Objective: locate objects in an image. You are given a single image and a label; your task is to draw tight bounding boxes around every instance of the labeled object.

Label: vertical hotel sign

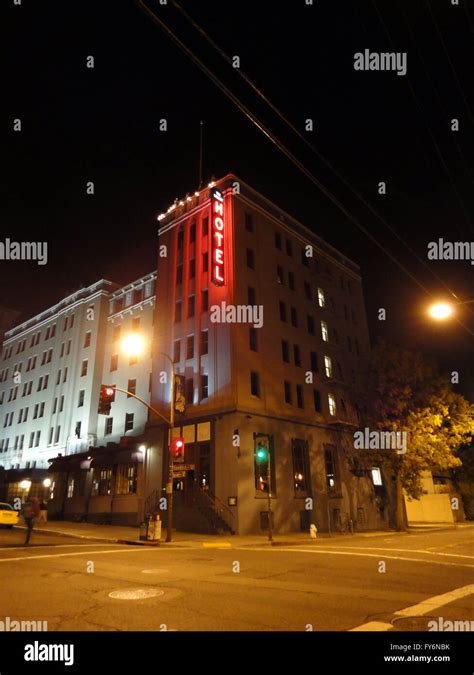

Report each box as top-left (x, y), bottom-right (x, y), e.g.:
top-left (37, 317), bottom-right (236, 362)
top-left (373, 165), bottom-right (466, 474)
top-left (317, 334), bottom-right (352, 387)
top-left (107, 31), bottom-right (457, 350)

top-left (211, 188), bottom-right (225, 286)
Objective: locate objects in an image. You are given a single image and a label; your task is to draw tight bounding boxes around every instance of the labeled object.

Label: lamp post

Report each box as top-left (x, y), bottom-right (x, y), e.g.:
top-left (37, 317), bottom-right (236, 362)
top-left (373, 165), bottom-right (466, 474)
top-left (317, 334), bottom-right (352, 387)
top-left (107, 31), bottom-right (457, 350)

top-left (428, 299), bottom-right (474, 321)
top-left (120, 335), bottom-right (176, 542)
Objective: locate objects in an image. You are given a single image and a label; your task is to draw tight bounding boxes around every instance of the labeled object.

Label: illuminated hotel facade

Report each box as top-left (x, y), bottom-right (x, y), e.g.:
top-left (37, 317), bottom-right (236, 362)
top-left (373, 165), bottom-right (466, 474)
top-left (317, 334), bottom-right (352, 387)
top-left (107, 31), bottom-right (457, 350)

top-left (148, 174), bottom-right (388, 535)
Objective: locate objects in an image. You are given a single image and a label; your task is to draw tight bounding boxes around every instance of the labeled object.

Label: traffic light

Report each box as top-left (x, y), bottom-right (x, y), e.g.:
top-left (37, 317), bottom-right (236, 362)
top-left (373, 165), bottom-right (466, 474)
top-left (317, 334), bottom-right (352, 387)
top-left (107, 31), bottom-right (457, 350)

top-left (255, 443), bottom-right (268, 462)
top-left (98, 385), bottom-right (115, 415)
top-left (170, 437), bottom-right (185, 462)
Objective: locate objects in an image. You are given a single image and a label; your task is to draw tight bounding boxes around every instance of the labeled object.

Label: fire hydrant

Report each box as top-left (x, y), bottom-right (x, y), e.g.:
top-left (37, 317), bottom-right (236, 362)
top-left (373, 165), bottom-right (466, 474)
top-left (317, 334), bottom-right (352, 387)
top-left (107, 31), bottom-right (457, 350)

top-left (310, 524), bottom-right (318, 539)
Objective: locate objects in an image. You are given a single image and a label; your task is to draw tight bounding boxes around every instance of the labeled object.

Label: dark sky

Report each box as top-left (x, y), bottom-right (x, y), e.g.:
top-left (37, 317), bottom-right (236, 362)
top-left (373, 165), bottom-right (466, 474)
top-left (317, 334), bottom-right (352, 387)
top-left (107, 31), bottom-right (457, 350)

top-left (2, 0), bottom-right (473, 395)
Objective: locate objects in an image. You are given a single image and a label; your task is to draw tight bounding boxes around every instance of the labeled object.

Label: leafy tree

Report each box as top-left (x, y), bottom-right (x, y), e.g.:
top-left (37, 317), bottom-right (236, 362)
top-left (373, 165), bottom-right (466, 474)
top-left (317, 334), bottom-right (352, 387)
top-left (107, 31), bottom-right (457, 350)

top-left (355, 341), bottom-right (474, 530)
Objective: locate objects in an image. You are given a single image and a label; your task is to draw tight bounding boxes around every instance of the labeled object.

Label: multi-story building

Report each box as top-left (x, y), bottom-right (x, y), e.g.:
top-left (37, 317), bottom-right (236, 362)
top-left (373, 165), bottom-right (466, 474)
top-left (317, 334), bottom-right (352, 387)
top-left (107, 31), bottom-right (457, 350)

top-left (146, 173), bottom-right (387, 535)
top-left (0, 273), bottom-right (156, 505)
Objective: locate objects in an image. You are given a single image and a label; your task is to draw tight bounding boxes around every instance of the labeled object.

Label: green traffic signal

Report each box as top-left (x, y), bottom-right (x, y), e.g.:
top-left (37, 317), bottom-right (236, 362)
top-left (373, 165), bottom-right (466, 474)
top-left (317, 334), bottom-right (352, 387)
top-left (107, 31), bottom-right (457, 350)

top-left (256, 447), bottom-right (268, 461)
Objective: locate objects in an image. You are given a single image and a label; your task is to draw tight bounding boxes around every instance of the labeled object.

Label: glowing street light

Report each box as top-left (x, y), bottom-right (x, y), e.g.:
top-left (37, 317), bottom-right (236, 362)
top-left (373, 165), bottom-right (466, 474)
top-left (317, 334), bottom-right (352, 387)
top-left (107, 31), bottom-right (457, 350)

top-left (43, 478), bottom-right (52, 488)
top-left (428, 302), bottom-right (454, 320)
top-left (20, 480), bottom-right (32, 490)
top-left (121, 333), bottom-right (146, 357)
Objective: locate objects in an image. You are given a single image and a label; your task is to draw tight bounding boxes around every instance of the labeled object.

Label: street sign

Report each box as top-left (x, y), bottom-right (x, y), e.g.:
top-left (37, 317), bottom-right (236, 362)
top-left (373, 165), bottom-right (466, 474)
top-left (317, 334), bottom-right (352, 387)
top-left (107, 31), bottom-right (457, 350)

top-left (173, 463), bottom-right (195, 473)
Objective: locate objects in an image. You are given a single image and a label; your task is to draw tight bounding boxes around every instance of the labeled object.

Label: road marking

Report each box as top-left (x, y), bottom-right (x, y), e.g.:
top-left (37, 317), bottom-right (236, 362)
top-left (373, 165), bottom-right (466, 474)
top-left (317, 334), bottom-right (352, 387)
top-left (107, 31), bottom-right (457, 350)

top-left (234, 547), bottom-right (474, 569)
top-left (351, 621), bottom-right (392, 632)
top-left (0, 543), bottom-right (121, 552)
top-left (0, 548), bottom-right (159, 563)
top-left (202, 542), bottom-right (231, 548)
top-left (394, 584), bottom-right (474, 618)
top-left (319, 546), bottom-right (474, 560)
top-left (350, 584), bottom-right (474, 631)
top-left (109, 589), bottom-right (165, 600)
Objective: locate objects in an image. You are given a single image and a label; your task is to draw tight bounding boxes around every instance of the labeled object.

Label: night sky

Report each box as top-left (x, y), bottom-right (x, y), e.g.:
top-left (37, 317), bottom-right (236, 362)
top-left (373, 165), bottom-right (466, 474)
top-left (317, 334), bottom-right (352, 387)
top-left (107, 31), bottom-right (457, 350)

top-left (2, 0), bottom-right (473, 395)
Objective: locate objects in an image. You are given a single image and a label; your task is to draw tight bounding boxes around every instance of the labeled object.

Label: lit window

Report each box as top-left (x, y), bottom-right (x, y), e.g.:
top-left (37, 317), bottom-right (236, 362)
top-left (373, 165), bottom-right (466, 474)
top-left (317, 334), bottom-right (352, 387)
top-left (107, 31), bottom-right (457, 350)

top-left (328, 393), bottom-right (336, 416)
top-left (324, 355), bottom-right (332, 378)
top-left (318, 288), bottom-right (325, 308)
top-left (321, 321), bottom-right (329, 342)
top-left (371, 467), bottom-right (383, 486)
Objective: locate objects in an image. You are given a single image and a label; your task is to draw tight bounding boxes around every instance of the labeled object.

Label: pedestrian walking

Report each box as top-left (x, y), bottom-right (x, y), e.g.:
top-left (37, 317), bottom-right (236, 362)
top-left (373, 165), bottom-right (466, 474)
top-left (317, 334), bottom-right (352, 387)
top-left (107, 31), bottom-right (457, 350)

top-left (22, 499), bottom-right (35, 545)
top-left (39, 499), bottom-right (48, 523)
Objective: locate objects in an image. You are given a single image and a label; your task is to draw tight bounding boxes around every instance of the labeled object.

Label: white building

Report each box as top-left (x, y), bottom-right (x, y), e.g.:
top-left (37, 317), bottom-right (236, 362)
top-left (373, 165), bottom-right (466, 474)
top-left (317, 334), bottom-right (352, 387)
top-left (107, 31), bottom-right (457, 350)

top-left (0, 273), bottom-right (155, 497)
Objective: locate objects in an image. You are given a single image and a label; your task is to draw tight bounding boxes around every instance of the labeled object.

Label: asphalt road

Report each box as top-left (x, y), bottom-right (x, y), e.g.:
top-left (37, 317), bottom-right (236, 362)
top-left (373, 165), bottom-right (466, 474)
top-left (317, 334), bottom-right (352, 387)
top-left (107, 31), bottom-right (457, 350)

top-left (0, 526), bottom-right (472, 631)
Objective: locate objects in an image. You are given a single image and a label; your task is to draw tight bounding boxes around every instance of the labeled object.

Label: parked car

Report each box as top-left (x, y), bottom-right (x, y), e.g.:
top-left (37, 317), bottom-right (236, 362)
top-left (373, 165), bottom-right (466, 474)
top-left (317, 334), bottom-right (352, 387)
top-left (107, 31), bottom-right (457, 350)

top-left (0, 502), bottom-right (20, 528)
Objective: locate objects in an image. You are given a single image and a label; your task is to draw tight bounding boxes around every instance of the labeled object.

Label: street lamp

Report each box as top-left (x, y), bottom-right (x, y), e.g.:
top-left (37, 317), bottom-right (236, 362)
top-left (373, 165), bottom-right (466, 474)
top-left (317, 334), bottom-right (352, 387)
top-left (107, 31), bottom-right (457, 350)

top-left (120, 334), bottom-right (176, 543)
top-left (428, 302), bottom-right (454, 320)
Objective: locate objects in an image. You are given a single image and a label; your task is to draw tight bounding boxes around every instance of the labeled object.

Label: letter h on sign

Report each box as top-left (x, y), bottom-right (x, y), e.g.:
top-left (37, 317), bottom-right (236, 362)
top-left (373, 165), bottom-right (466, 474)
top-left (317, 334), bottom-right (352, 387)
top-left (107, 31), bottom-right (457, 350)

top-left (211, 189), bottom-right (225, 286)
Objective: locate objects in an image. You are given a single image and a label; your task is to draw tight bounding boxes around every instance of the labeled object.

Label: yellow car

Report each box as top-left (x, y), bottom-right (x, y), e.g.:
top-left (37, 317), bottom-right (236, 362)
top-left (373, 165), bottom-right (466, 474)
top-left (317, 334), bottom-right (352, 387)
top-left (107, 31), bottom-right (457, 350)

top-left (0, 502), bottom-right (20, 528)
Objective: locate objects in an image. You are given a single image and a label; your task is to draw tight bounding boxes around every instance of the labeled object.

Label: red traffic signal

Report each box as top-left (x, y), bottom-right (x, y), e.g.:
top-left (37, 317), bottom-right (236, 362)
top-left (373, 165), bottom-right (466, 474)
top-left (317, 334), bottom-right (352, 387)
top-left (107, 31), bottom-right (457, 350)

top-left (170, 437), bottom-right (185, 461)
top-left (98, 385), bottom-right (115, 415)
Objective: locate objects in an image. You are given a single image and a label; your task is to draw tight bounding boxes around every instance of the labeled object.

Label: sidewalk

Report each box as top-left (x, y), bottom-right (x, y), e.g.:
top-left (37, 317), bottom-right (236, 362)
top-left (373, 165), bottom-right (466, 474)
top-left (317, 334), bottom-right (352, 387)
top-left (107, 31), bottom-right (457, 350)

top-left (17, 519), bottom-right (473, 548)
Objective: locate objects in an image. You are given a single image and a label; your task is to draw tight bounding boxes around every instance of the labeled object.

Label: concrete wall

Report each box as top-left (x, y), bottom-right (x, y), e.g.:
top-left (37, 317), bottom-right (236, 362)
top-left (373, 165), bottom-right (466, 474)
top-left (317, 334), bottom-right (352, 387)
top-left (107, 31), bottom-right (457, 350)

top-left (404, 493), bottom-right (454, 523)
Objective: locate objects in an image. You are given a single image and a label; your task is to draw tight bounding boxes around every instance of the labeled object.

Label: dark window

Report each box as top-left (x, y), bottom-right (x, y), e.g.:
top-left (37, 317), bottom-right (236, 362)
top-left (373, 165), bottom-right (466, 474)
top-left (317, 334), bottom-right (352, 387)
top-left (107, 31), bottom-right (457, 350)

top-left (304, 282), bottom-right (312, 300)
top-left (173, 340), bottom-right (181, 363)
top-left (296, 384), bottom-right (304, 409)
top-left (190, 222), bottom-right (196, 243)
top-left (125, 413), bottom-right (134, 432)
top-left (201, 289), bottom-right (208, 312)
top-left (105, 418), bottom-right (113, 435)
top-left (301, 248), bottom-right (309, 267)
top-left (313, 389), bottom-right (322, 412)
top-left (201, 329), bottom-right (208, 355)
top-left (176, 264), bottom-right (183, 285)
top-left (200, 374), bottom-right (209, 400)
top-left (185, 378), bottom-right (194, 405)
top-left (286, 239), bottom-right (292, 256)
top-left (246, 248), bottom-right (255, 269)
top-left (307, 315), bottom-right (315, 335)
top-left (133, 288), bottom-right (143, 305)
top-left (288, 271), bottom-right (295, 291)
top-left (292, 439), bottom-right (310, 495)
top-left (78, 390), bottom-right (85, 407)
top-left (291, 307), bottom-right (298, 327)
top-left (175, 301), bottom-right (182, 323)
top-left (189, 259), bottom-right (196, 279)
top-left (84, 332), bottom-right (91, 348)
top-left (250, 371), bottom-right (260, 397)
top-left (127, 379), bottom-right (136, 397)
top-left (284, 381), bottom-right (292, 404)
top-left (202, 217), bottom-right (209, 236)
top-left (188, 295), bottom-right (195, 318)
top-left (310, 351), bottom-right (318, 372)
top-left (275, 232), bottom-right (282, 250)
top-left (177, 229), bottom-right (184, 250)
top-left (245, 213), bottom-right (253, 232)
top-left (186, 335), bottom-right (194, 360)
top-left (248, 286), bottom-right (256, 305)
top-left (110, 354), bottom-right (118, 372)
top-left (281, 340), bottom-right (290, 363)
top-left (277, 265), bottom-right (284, 285)
top-left (81, 360), bottom-right (88, 377)
top-left (279, 301), bottom-right (287, 322)
top-left (293, 344), bottom-right (301, 367)
top-left (249, 328), bottom-right (258, 352)
top-left (202, 251), bottom-right (209, 272)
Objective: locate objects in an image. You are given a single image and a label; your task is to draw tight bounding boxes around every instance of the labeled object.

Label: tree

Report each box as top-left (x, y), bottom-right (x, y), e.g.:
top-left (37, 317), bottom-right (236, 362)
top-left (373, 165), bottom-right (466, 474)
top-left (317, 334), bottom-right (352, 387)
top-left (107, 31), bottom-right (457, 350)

top-left (355, 341), bottom-right (474, 530)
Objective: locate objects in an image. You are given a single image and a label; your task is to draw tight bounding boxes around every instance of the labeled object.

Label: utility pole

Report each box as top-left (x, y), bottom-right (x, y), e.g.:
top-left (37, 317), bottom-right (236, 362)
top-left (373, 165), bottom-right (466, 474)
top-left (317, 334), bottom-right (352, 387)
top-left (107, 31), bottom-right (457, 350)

top-left (267, 448), bottom-right (273, 542)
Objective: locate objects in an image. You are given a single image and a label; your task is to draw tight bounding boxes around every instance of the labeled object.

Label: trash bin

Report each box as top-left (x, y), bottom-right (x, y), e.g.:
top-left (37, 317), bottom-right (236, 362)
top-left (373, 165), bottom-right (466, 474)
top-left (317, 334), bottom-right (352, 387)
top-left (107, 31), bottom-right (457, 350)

top-left (147, 513), bottom-right (161, 541)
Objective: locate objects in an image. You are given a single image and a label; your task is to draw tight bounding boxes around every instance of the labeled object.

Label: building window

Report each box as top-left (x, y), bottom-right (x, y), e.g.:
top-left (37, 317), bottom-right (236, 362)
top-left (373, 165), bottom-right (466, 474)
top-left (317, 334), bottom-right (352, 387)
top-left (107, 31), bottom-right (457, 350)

top-left (290, 307), bottom-right (298, 328)
top-left (328, 393), bottom-right (336, 416)
top-left (177, 229), bottom-right (184, 250)
top-left (78, 390), bottom-right (85, 407)
top-left (293, 344), bottom-right (301, 367)
top-left (324, 355), bottom-right (332, 378)
top-left (185, 378), bottom-right (194, 405)
top-left (284, 381), bottom-right (292, 404)
top-left (245, 213), bottom-right (254, 232)
top-left (116, 464), bottom-right (137, 495)
top-left (246, 248), bottom-right (255, 269)
top-left (304, 282), bottom-right (312, 300)
top-left (321, 321), bottom-right (329, 342)
top-left (281, 340), bottom-right (289, 363)
top-left (84, 331), bottom-right (91, 348)
top-left (318, 288), bottom-right (325, 308)
top-left (81, 360), bottom-right (88, 377)
top-left (59, 395), bottom-right (64, 412)
top-left (113, 326), bottom-right (121, 343)
top-left (249, 328), bottom-right (258, 352)
top-left (250, 371), bottom-right (260, 397)
top-left (54, 425), bottom-right (61, 444)
top-left (186, 335), bottom-right (194, 360)
top-left (176, 264), bottom-right (183, 285)
top-left (371, 467), bottom-right (383, 486)
top-left (325, 446), bottom-right (339, 491)
top-left (188, 295), bottom-right (195, 318)
top-left (190, 222), bottom-right (196, 243)
top-left (127, 379), bottom-right (136, 397)
top-left (310, 351), bottom-right (318, 373)
top-left (125, 413), bottom-right (134, 432)
top-left (279, 301), bottom-right (287, 322)
top-left (48, 427), bottom-right (54, 445)
top-left (201, 329), bottom-right (208, 356)
top-left (275, 231), bottom-right (282, 250)
top-left (200, 374), bottom-right (209, 400)
top-left (301, 248), bottom-right (309, 267)
top-left (277, 265), bottom-right (284, 285)
top-left (313, 389), bottom-right (322, 412)
top-left (286, 239), bottom-right (292, 256)
top-left (292, 439), bottom-right (310, 495)
top-left (307, 315), bottom-right (315, 335)
top-left (94, 469), bottom-right (112, 497)
top-left (175, 301), bottom-right (182, 323)
top-left (248, 286), bottom-right (256, 305)
top-left (110, 354), bottom-right (118, 371)
top-left (105, 417), bottom-right (113, 436)
top-left (288, 271), bottom-right (295, 291)
top-left (202, 252), bottom-right (209, 273)
top-left (173, 340), bottom-right (181, 363)
top-left (296, 384), bottom-right (304, 409)
top-left (189, 259), bottom-right (196, 279)
top-left (75, 422), bottom-right (81, 439)
top-left (201, 289), bottom-right (208, 312)
top-left (202, 217), bottom-right (209, 236)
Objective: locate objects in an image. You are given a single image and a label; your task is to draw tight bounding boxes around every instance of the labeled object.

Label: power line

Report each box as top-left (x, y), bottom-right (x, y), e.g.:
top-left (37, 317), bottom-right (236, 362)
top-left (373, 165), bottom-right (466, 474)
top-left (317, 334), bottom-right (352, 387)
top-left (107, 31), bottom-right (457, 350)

top-left (135, 0), bottom-right (474, 338)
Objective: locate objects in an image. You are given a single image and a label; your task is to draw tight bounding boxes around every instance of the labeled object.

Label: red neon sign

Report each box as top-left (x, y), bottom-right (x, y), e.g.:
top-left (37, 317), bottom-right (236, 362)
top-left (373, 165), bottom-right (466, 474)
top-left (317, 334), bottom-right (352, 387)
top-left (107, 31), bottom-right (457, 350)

top-left (211, 188), bottom-right (225, 286)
